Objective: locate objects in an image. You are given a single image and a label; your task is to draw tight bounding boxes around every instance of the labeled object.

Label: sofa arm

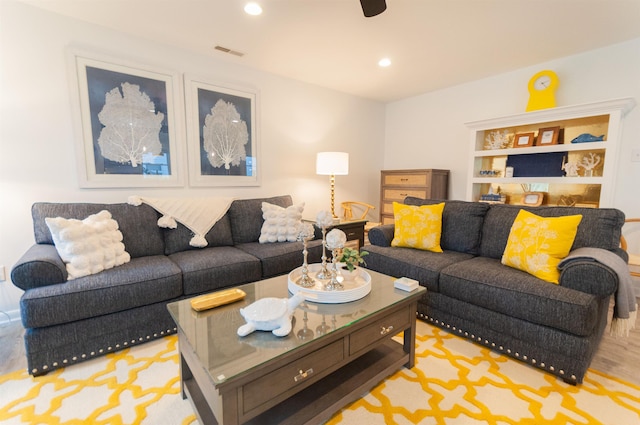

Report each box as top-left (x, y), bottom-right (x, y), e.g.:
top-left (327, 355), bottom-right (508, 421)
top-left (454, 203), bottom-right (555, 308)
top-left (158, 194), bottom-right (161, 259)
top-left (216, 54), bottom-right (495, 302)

top-left (559, 260), bottom-right (618, 297)
top-left (11, 244), bottom-right (67, 290)
top-left (368, 224), bottom-right (395, 247)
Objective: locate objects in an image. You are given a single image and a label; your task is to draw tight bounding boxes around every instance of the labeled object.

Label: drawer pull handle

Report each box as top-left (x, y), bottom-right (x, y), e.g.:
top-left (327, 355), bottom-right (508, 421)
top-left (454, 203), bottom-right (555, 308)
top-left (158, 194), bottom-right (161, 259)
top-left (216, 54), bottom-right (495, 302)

top-left (400, 178), bottom-right (408, 181)
top-left (294, 368), bottom-right (314, 382)
top-left (380, 325), bottom-right (394, 335)
top-left (400, 193), bottom-right (408, 197)
top-left (347, 232), bottom-right (356, 236)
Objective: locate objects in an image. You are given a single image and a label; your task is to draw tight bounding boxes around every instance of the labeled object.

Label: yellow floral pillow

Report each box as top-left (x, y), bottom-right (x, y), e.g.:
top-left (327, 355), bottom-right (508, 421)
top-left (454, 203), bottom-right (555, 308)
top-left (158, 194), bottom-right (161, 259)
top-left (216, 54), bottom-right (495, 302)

top-left (391, 202), bottom-right (445, 252)
top-left (501, 209), bottom-right (583, 284)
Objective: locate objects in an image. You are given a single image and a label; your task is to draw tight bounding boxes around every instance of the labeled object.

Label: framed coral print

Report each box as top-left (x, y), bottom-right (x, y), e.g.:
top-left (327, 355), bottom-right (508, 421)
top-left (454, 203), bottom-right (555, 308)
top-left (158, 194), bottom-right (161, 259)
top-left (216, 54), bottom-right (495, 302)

top-left (184, 75), bottom-right (260, 186)
top-left (68, 49), bottom-right (184, 187)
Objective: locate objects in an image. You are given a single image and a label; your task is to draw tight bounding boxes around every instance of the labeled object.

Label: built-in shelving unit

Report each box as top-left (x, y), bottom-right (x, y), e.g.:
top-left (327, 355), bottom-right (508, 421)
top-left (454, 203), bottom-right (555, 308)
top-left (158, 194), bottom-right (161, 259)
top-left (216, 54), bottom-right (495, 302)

top-left (466, 98), bottom-right (635, 208)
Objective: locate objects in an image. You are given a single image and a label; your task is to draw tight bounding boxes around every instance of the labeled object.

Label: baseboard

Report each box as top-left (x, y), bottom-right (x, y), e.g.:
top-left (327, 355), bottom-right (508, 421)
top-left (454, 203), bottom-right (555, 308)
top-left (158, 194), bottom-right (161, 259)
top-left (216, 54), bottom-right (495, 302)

top-left (0, 309), bottom-right (21, 325)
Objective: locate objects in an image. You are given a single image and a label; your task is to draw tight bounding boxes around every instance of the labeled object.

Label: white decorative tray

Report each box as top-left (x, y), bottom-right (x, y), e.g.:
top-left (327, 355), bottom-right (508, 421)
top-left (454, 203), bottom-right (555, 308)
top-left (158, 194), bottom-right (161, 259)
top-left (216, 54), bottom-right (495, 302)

top-left (288, 263), bottom-right (372, 304)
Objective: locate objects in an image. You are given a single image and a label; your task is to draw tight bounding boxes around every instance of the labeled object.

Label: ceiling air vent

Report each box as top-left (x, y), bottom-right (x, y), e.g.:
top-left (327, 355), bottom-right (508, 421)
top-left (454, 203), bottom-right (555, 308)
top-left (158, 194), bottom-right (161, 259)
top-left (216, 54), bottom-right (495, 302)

top-left (214, 45), bottom-right (245, 57)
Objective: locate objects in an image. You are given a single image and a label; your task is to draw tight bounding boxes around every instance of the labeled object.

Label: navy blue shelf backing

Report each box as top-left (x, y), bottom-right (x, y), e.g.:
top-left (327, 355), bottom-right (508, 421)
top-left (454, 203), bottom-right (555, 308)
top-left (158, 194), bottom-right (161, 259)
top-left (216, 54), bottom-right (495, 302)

top-left (506, 151), bottom-right (568, 177)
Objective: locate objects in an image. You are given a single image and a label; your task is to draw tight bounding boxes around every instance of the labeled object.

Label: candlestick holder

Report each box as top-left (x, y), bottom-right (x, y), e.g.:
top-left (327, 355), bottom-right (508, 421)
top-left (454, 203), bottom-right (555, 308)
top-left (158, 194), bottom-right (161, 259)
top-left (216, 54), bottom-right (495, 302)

top-left (316, 226), bottom-right (331, 279)
top-left (296, 223), bottom-right (316, 288)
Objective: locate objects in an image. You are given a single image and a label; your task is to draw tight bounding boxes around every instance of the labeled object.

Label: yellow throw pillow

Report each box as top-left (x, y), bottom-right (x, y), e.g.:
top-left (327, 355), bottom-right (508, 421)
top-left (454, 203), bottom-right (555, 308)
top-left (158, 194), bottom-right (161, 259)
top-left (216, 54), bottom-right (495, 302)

top-left (502, 209), bottom-right (583, 284)
top-left (391, 202), bottom-right (445, 252)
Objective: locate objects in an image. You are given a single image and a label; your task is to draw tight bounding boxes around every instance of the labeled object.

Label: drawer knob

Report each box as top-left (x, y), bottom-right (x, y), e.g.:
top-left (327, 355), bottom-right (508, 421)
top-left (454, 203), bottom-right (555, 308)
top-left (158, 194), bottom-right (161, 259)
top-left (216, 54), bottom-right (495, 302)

top-left (380, 325), bottom-right (394, 335)
top-left (294, 368), bottom-right (314, 382)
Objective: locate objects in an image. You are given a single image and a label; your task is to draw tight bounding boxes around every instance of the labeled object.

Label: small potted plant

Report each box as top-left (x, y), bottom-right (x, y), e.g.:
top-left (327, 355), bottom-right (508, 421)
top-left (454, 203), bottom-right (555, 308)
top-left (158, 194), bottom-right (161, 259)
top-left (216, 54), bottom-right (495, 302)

top-left (338, 247), bottom-right (369, 278)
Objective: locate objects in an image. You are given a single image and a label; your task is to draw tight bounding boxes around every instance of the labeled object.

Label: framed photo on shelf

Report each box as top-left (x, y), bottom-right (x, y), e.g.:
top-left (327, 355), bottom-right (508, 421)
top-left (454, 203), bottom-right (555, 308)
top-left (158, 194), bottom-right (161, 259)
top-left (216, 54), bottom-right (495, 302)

top-left (67, 49), bottom-right (185, 188)
top-left (513, 132), bottom-right (535, 148)
top-left (536, 126), bottom-right (561, 146)
top-left (184, 75), bottom-right (260, 186)
top-left (522, 192), bottom-right (545, 206)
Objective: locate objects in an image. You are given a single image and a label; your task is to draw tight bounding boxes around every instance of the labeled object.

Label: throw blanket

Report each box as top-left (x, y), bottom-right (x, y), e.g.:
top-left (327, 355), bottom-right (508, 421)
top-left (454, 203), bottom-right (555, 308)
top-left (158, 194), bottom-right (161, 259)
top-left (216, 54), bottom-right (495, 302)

top-left (558, 247), bottom-right (637, 337)
top-left (128, 196), bottom-right (234, 248)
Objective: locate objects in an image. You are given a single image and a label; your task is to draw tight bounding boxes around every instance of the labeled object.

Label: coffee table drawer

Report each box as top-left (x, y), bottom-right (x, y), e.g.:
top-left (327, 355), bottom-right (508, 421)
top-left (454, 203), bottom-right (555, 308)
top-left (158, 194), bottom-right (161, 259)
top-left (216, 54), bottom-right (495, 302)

top-left (242, 339), bottom-right (344, 413)
top-left (350, 308), bottom-right (410, 355)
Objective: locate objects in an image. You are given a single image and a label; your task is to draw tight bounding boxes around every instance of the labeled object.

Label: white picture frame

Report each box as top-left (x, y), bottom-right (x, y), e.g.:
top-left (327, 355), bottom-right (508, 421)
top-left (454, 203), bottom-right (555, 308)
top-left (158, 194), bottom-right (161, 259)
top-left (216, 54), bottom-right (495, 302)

top-left (67, 49), bottom-right (185, 188)
top-left (184, 75), bottom-right (260, 187)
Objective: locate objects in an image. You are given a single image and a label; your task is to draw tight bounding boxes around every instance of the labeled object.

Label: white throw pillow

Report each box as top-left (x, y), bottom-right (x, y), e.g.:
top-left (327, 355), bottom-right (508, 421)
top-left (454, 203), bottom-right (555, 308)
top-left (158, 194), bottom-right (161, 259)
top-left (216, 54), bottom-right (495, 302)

top-left (259, 202), bottom-right (305, 243)
top-left (45, 210), bottom-right (131, 280)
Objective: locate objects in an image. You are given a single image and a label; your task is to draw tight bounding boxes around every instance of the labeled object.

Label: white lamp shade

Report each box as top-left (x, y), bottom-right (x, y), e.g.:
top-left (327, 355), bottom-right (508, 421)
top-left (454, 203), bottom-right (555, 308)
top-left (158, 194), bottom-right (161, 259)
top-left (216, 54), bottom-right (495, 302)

top-left (316, 152), bottom-right (349, 175)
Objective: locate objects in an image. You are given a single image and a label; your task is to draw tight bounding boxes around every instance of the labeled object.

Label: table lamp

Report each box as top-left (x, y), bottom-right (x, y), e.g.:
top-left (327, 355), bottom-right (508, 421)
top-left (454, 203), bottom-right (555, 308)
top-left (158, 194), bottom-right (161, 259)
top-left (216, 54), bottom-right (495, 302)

top-left (316, 152), bottom-right (349, 219)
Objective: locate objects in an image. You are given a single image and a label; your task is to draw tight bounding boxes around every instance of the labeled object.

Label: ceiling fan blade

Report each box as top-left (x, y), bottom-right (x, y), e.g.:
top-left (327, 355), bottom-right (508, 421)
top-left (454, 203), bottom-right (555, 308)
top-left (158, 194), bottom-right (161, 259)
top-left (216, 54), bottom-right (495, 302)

top-left (360, 0), bottom-right (387, 17)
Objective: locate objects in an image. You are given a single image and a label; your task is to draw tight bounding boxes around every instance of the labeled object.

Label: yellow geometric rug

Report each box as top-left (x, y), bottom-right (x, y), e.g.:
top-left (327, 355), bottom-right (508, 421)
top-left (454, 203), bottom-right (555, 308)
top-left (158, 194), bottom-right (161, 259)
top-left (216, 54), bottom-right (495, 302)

top-left (1, 321), bottom-right (639, 425)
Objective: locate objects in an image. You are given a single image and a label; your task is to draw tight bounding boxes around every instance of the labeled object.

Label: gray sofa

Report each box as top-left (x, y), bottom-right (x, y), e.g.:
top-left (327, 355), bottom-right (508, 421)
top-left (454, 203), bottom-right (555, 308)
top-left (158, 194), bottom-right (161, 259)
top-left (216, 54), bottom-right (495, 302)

top-left (365, 197), bottom-right (626, 384)
top-left (11, 195), bottom-right (322, 376)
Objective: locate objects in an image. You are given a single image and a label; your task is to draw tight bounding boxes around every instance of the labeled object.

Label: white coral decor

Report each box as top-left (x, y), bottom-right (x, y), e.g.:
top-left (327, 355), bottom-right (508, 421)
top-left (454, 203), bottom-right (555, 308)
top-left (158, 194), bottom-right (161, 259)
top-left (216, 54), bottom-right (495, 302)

top-left (325, 229), bottom-right (347, 249)
top-left (316, 210), bottom-right (334, 228)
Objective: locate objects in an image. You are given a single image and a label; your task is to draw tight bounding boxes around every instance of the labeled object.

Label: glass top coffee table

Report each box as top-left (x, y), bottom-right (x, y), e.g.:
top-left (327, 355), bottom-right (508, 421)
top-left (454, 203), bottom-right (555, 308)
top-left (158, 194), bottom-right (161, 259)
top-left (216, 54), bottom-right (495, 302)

top-left (167, 268), bottom-right (425, 425)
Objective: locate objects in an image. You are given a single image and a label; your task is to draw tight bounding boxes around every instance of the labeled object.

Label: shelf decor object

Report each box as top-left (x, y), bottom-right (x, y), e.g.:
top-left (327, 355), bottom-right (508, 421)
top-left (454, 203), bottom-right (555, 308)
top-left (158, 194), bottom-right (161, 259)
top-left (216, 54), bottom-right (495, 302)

top-left (514, 132), bottom-right (535, 148)
top-left (536, 126), bottom-right (561, 146)
top-left (466, 98), bottom-right (635, 208)
top-left (316, 152), bottom-right (349, 219)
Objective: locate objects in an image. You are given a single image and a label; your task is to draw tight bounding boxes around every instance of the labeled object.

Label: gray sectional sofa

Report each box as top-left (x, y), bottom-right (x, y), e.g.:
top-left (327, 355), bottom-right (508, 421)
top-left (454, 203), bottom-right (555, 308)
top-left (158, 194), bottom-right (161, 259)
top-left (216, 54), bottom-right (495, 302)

top-left (365, 197), bottom-right (627, 384)
top-left (11, 195), bottom-right (322, 376)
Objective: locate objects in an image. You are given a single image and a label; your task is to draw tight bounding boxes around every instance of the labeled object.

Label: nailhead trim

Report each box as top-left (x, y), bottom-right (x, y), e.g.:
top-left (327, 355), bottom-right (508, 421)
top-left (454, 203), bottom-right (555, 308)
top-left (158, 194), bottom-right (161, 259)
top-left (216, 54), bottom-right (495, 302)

top-left (416, 311), bottom-right (578, 383)
top-left (30, 327), bottom-right (178, 375)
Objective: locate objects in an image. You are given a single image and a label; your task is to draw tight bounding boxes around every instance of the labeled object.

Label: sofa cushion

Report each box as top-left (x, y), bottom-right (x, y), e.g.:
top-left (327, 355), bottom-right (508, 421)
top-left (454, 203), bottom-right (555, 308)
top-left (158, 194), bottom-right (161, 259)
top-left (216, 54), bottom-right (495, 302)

top-left (169, 246), bottom-right (262, 295)
top-left (45, 210), bottom-right (131, 280)
top-left (32, 203), bottom-right (165, 259)
top-left (501, 210), bottom-right (582, 284)
top-left (259, 202), bottom-right (305, 243)
top-left (404, 198), bottom-right (489, 254)
top-left (480, 204), bottom-right (625, 260)
top-left (364, 244), bottom-right (475, 292)
top-left (235, 240), bottom-right (323, 278)
top-left (20, 256), bottom-right (182, 329)
top-left (228, 195), bottom-right (293, 244)
top-left (391, 202), bottom-right (444, 252)
top-left (438, 256), bottom-right (599, 336)
top-left (163, 214), bottom-right (234, 255)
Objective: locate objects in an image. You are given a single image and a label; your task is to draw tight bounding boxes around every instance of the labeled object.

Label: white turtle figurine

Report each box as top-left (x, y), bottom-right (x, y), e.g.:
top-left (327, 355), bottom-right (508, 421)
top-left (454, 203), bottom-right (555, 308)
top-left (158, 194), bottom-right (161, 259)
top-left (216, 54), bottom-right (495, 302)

top-left (237, 292), bottom-right (306, 337)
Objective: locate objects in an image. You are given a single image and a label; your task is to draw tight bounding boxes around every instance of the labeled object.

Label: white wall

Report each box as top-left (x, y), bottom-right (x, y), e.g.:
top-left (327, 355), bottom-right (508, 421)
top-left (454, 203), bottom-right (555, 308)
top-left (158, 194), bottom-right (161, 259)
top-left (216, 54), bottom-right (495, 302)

top-left (0, 1), bottom-right (385, 317)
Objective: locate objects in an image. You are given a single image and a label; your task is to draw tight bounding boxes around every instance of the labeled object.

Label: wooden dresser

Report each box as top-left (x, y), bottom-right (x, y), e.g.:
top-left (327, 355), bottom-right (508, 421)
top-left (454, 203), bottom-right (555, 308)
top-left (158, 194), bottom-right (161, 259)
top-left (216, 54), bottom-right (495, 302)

top-left (380, 169), bottom-right (450, 224)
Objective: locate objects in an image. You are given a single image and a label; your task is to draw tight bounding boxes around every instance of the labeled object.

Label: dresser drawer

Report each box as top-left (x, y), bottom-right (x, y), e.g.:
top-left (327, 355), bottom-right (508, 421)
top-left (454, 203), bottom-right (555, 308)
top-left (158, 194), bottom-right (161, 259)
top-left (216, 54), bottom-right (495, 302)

top-left (383, 188), bottom-right (429, 201)
top-left (383, 173), bottom-right (429, 187)
top-left (381, 215), bottom-right (395, 225)
top-left (242, 339), bottom-right (344, 413)
top-left (349, 308), bottom-right (410, 355)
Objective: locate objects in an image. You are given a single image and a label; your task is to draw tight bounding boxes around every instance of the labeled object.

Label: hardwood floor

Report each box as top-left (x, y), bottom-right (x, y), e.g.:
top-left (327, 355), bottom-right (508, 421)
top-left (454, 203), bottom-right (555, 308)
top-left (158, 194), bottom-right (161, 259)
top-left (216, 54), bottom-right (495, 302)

top-left (1, 298), bottom-right (639, 385)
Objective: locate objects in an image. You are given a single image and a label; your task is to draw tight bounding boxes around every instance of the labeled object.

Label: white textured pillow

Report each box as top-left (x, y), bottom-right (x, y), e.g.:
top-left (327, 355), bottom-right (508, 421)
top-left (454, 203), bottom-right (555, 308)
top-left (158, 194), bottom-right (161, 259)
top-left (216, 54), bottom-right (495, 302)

top-left (259, 202), bottom-right (305, 243)
top-left (45, 210), bottom-right (131, 280)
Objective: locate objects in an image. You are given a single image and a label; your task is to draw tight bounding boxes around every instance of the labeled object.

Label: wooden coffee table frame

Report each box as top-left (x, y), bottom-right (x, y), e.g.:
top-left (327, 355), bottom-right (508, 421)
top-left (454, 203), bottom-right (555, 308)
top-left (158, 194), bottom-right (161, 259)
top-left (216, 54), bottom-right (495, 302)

top-left (173, 283), bottom-right (424, 425)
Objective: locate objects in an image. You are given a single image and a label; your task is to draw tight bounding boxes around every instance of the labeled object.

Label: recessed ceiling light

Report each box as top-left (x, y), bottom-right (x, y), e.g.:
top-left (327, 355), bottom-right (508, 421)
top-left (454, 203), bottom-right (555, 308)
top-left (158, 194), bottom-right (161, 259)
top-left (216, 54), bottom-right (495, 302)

top-left (244, 2), bottom-right (262, 16)
top-left (378, 58), bottom-right (392, 67)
